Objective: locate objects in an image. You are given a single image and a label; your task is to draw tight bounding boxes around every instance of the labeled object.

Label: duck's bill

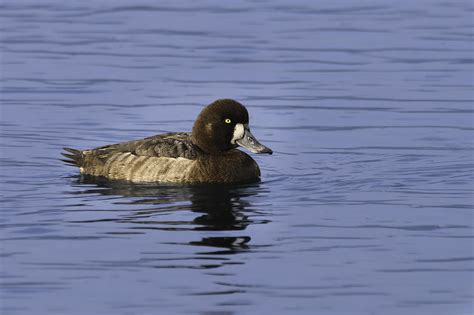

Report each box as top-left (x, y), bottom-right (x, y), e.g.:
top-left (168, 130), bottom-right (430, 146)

top-left (236, 127), bottom-right (273, 155)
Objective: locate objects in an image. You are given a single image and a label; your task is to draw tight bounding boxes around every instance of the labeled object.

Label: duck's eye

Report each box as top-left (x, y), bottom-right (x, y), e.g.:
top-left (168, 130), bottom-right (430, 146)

top-left (225, 118), bottom-right (232, 124)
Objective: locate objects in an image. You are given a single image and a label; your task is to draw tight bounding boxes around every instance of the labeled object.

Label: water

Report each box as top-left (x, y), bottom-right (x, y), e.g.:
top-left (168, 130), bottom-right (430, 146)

top-left (1, 1), bottom-right (473, 314)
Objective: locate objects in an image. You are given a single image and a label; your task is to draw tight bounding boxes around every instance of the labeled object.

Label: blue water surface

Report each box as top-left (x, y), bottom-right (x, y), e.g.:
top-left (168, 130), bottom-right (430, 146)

top-left (1, 1), bottom-right (473, 314)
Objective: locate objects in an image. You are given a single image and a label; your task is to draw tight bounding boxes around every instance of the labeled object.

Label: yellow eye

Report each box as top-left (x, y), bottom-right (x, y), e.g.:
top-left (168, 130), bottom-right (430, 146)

top-left (225, 118), bottom-right (231, 124)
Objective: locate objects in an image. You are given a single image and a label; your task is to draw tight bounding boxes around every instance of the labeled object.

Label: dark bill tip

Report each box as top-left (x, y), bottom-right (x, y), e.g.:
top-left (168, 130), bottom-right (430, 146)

top-left (259, 147), bottom-right (273, 155)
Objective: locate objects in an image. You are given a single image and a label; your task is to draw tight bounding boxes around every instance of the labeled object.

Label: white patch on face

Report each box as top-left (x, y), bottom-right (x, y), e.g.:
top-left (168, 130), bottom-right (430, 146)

top-left (231, 123), bottom-right (245, 144)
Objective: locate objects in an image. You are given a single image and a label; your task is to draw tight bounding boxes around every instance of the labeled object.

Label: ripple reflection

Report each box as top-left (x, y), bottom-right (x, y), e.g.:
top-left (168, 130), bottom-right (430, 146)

top-left (69, 175), bottom-right (270, 252)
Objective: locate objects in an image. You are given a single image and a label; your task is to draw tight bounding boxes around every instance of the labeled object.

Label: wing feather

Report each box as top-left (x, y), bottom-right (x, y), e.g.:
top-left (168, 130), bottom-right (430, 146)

top-left (61, 132), bottom-right (200, 169)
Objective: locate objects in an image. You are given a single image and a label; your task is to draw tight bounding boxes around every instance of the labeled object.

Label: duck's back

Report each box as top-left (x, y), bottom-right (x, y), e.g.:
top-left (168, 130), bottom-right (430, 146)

top-left (95, 132), bottom-right (198, 159)
top-left (62, 132), bottom-right (260, 183)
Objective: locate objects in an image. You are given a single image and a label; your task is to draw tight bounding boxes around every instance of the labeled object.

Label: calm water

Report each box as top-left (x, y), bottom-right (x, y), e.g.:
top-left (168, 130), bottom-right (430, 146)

top-left (1, 1), bottom-right (473, 314)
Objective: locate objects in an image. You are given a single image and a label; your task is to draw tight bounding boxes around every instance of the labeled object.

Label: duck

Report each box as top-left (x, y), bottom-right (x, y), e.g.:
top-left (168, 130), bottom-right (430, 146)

top-left (61, 99), bottom-right (272, 184)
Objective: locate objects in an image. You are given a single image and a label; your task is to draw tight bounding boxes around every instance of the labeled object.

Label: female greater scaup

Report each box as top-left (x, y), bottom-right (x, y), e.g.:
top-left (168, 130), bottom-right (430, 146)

top-left (62, 99), bottom-right (272, 183)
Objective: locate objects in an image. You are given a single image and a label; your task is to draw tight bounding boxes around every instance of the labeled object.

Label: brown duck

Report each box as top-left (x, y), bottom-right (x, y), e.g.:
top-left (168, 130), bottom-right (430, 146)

top-left (62, 99), bottom-right (272, 183)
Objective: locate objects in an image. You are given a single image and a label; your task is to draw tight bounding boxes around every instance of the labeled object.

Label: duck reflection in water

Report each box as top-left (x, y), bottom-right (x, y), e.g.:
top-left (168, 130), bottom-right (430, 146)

top-left (73, 175), bottom-right (270, 252)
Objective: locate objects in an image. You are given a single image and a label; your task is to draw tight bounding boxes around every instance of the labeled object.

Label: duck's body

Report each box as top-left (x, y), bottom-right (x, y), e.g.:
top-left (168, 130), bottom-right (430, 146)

top-left (64, 132), bottom-right (260, 183)
top-left (62, 99), bottom-right (272, 184)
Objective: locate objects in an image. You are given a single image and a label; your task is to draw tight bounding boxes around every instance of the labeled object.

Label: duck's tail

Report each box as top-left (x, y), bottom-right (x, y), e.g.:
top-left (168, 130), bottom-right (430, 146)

top-left (61, 147), bottom-right (84, 167)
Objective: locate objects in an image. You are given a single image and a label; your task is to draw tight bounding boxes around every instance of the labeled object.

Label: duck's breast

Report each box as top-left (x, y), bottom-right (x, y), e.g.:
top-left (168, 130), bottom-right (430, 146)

top-left (189, 151), bottom-right (261, 183)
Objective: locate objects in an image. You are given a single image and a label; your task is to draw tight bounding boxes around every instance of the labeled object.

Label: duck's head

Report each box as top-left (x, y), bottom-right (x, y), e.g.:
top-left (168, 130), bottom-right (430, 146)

top-left (192, 99), bottom-right (273, 155)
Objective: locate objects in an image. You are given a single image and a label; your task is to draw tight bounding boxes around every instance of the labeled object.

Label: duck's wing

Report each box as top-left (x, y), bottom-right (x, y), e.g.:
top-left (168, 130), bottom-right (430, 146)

top-left (95, 132), bottom-right (199, 159)
top-left (61, 132), bottom-right (200, 168)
